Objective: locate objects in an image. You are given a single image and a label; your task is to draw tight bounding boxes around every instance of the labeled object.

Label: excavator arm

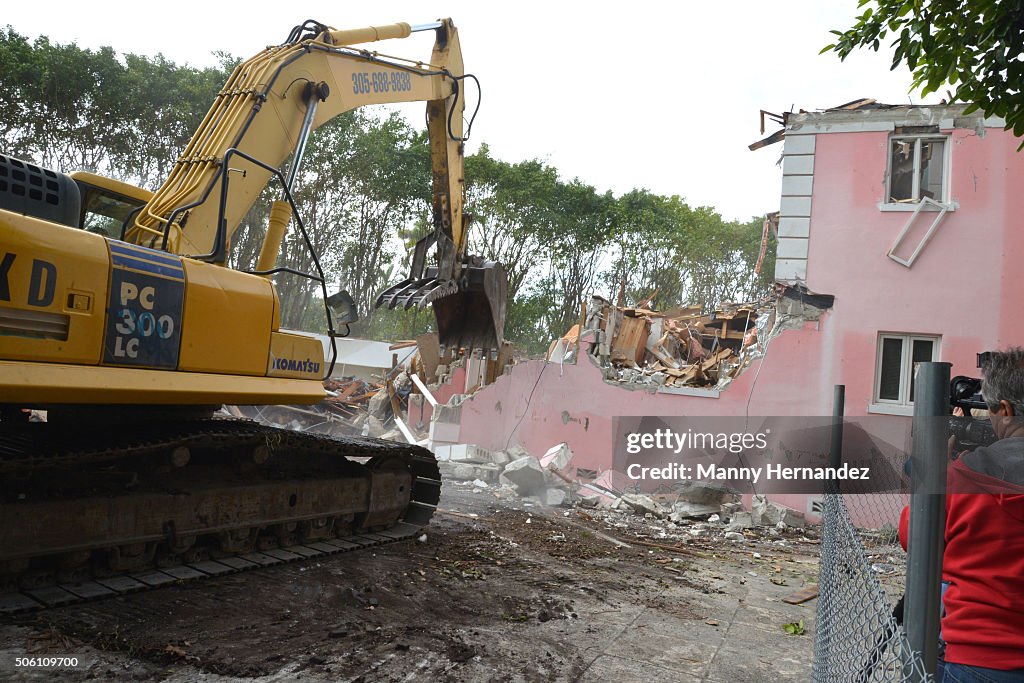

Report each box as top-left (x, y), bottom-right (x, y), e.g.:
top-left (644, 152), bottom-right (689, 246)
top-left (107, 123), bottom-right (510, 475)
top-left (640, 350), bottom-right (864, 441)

top-left (128, 18), bottom-right (504, 350)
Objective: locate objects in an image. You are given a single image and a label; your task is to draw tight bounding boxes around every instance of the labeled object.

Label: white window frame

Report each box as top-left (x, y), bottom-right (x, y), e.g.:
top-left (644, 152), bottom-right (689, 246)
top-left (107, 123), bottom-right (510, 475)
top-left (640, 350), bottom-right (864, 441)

top-left (879, 135), bottom-right (955, 212)
top-left (869, 333), bottom-right (941, 416)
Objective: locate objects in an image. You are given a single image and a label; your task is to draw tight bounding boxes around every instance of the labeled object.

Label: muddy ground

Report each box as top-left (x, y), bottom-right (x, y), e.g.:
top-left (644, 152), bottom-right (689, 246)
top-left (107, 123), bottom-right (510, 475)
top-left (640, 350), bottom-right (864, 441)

top-left (0, 488), bottom-right (825, 681)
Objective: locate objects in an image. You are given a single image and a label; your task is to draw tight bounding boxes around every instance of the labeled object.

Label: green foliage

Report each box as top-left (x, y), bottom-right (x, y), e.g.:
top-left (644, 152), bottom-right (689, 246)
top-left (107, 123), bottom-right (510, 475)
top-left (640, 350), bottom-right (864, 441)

top-left (465, 144), bottom-right (559, 297)
top-left (824, 0), bottom-right (1024, 142)
top-left (0, 26), bottom-right (229, 178)
top-left (606, 192), bottom-right (773, 314)
top-left (783, 620), bottom-right (806, 636)
top-left (267, 110), bottom-right (430, 332)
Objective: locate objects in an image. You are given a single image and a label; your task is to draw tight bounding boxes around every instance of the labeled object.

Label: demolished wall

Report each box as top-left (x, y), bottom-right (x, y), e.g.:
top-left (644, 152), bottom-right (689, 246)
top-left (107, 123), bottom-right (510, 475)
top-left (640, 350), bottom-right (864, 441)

top-left (448, 286), bottom-right (849, 521)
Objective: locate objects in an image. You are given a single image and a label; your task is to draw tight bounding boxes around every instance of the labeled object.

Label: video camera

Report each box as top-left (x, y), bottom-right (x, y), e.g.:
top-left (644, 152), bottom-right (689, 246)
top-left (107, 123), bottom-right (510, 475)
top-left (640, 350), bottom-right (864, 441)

top-left (948, 352), bottom-right (996, 450)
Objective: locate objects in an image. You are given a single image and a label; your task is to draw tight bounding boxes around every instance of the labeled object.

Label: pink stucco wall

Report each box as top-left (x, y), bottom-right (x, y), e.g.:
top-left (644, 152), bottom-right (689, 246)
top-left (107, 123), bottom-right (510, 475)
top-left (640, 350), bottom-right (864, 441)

top-left (442, 113), bottom-right (1024, 524)
top-left (805, 126), bottom-right (1024, 380)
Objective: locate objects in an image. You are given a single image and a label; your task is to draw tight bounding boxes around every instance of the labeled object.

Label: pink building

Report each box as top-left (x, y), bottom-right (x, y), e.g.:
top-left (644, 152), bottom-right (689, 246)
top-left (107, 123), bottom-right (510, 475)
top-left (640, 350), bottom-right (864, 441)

top-left (432, 102), bottom-right (1023, 521)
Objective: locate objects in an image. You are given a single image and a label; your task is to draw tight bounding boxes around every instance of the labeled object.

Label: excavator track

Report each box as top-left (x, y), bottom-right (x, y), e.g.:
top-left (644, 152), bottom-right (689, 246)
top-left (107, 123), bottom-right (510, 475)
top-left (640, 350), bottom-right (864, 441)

top-left (0, 418), bottom-right (440, 614)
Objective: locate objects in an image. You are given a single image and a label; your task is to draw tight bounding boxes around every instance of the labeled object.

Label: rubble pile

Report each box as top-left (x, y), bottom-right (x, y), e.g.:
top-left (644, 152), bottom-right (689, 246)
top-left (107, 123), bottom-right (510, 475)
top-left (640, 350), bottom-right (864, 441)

top-left (436, 442), bottom-right (578, 508)
top-left (227, 333), bottom-right (478, 441)
top-left (322, 377), bottom-right (382, 420)
top-left (575, 494), bottom-right (819, 554)
top-left (438, 441), bottom-right (816, 548)
top-left (575, 292), bottom-right (778, 390)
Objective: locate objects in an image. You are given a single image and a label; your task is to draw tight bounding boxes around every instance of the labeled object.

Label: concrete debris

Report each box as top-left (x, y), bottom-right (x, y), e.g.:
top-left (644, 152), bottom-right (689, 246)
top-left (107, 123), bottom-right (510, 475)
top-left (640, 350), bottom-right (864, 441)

top-left (751, 495), bottom-right (807, 528)
top-left (366, 390), bottom-right (391, 420)
top-left (618, 494), bottom-right (666, 518)
top-left (441, 462), bottom-right (503, 484)
top-left (669, 501), bottom-right (720, 521)
top-left (578, 483), bottom-right (621, 507)
top-left (433, 443), bottom-right (496, 464)
top-left (726, 512), bottom-right (754, 531)
top-left (724, 532), bottom-right (746, 541)
top-left (720, 501), bottom-right (744, 521)
top-left (677, 482), bottom-right (740, 507)
top-left (502, 457), bottom-right (551, 497)
top-left (541, 488), bottom-right (569, 507)
top-left (505, 444), bottom-right (533, 460)
top-left (539, 442), bottom-right (573, 471)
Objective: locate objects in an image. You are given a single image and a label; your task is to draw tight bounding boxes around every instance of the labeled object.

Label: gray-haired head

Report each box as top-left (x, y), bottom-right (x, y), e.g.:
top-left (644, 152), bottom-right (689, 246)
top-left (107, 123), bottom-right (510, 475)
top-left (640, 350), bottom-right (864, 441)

top-left (980, 347), bottom-right (1024, 416)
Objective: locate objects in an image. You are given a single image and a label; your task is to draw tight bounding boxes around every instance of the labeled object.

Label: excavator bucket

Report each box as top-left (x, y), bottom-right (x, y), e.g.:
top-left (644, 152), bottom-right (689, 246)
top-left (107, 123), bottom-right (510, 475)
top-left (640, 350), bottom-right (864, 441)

top-left (432, 261), bottom-right (507, 351)
top-left (376, 260), bottom-right (507, 351)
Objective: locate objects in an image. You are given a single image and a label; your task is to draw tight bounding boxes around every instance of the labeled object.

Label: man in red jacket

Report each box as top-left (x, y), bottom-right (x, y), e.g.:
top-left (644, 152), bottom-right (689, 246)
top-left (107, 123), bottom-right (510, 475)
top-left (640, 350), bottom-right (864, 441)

top-left (901, 348), bottom-right (1024, 681)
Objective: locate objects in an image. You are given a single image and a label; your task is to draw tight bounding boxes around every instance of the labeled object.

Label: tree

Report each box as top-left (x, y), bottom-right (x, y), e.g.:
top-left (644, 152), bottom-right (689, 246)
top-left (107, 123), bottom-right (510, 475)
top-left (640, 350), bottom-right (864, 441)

top-left (544, 180), bottom-right (616, 338)
top-left (464, 145), bottom-right (557, 299)
top-left (0, 27), bottom-right (230, 179)
top-left (824, 0), bottom-right (1024, 139)
top-left (606, 190), bottom-right (697, 309)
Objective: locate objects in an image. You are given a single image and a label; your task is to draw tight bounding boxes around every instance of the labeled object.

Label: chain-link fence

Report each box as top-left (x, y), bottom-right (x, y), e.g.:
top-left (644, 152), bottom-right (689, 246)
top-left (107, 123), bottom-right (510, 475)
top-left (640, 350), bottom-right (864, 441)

top-left (813, 491), bottom-right (931, 682)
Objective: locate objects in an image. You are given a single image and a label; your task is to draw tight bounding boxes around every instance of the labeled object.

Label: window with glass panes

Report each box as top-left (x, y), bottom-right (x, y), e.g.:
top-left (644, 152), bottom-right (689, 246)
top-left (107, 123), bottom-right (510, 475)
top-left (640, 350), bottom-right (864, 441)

top-left (887, 136), bottom-right (947, 204)
top-left (875, 334), bottom-right (940, 406)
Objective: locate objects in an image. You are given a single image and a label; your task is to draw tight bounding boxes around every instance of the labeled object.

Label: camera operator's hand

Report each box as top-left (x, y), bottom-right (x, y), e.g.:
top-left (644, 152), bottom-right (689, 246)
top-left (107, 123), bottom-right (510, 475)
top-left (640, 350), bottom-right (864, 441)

top-left (948, 434), bottom-right (960, 461)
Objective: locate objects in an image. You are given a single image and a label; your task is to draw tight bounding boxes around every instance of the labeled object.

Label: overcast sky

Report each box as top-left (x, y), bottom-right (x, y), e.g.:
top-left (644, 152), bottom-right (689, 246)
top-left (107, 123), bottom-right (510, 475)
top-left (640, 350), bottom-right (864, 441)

top-left (4, 1), bottom-right (941, 222)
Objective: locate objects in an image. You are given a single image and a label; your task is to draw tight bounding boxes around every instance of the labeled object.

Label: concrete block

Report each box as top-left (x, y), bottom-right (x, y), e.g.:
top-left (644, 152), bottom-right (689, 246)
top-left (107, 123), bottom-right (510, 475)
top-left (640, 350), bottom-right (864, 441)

top-left (669, 501), bottom-right (719, 522)
top-left (778, 216), bottom-right (810, 238)
top-left (782, 153), bottom-right (814, 176)
top-left (677, 481), bottom-right (740, 506)
top-left (447, 444), bottom-right (494, 464)
top-left (779, 196), bottom-right (811, 217)
top-left (540, 442), bottom-right (573, 471)
top-left (776, 237), bottom-right (809, 259)
top-left (726, 511), bottom-right (753, 531)
top-left (783, 134), bottom-right (815, 155)
top-left (775, 258), bottom-right (808, 283)
top-left (579, 483), bottom-right (620, 507)
top-left (506, 444), bottom-right (532, 460)
top-left (543, 488), bottom-right (569, 507)
top-left (620, 494), bottom-right (666, 518)
top-left (502, 456), bottom-right (548, 496)
top-left (428, 420), bottom-right (460, 443)
top-left (367, 391), bottom-right (390, 419)
top-left (751, 495), bottom-right (806, 528)
top-left (720, 501), bottom-right (743, 520)
top-left (440, 461), bottom-right (502, 484)
top-left (781, 174), bottom-right (813, 196)
top-left (488, 450), bottom-right (513, 466)
top-left (433, 402), bottom-right (462, 423)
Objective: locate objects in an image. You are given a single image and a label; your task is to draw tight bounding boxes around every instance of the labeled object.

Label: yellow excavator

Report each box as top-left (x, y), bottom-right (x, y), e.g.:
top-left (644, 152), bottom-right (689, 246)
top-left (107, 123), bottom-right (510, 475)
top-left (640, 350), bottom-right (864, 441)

top-left (0, 19), bottom-right (506, 597)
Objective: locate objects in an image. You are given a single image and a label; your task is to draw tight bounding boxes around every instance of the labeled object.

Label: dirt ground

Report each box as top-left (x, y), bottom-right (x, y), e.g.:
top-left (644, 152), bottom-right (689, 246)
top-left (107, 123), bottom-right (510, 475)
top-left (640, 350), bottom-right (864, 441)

top-left (0, 487), bottom-right (822, 682)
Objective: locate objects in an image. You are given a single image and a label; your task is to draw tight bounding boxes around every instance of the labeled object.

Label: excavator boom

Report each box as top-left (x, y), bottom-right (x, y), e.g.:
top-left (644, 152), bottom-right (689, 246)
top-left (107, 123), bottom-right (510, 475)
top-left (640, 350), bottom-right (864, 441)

top-left (124, 18), bottom-right (505, 353)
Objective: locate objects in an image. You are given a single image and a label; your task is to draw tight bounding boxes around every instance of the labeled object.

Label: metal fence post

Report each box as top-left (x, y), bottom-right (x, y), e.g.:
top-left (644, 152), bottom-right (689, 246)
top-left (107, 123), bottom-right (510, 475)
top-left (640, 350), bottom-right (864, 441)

top-left (812, 386), bottom-right (845, 682)
top-left (829, 385), bottom-right (845, 477)
top-left (904, 362), bottom-right (950, 681)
